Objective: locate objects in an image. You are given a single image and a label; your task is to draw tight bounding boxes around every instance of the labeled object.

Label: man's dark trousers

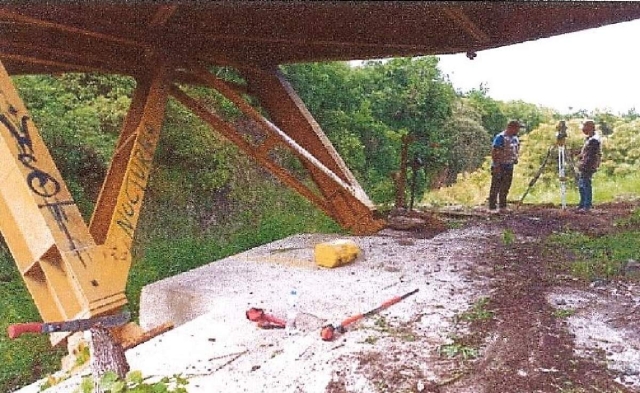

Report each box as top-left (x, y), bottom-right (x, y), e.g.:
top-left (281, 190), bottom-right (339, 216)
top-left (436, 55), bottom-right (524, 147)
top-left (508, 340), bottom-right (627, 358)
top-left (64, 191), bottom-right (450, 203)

top-left (578, 171), bottom-right (594, 209)
top-left (489, 166), bottom-right (514, 210)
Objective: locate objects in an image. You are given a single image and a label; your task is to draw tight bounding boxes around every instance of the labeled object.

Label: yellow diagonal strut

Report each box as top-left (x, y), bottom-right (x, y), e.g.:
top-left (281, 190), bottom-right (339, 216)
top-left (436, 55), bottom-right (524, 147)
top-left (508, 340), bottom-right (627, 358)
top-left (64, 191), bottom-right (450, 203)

top-left (0, 59), bottom-right (170, 345)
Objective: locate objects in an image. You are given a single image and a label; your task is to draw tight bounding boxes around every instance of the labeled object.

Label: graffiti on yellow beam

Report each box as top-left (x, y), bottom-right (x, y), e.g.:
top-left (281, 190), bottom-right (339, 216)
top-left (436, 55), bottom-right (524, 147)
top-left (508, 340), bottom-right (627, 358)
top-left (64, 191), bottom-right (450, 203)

top-left (115, 122), bottom-right (158, 240)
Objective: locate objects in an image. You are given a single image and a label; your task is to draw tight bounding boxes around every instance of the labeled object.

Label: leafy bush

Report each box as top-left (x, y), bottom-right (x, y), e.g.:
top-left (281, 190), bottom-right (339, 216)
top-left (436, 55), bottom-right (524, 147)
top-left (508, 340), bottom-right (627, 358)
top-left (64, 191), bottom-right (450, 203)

top-left (14, 74), bottom-right (132, 216)
top-left (599, 120), bottom-right (640, 177)
top-left (441, 103), bottom-right (491, 185)
top-left (75, 371), bottom-right (188, 393)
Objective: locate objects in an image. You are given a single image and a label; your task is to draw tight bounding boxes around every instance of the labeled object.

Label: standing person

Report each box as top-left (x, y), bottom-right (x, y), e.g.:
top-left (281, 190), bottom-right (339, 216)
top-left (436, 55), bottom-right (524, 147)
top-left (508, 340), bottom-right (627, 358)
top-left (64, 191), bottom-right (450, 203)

top-left (488, 120), bottom-right (521, 213)
top-left (576, 120), bottom-right (601, 212)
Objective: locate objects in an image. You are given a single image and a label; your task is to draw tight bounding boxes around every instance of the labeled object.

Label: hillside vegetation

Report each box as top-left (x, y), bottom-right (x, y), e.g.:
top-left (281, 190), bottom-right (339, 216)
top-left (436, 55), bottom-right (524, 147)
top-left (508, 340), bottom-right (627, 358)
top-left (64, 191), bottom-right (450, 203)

top-left (1, 58), bottom-right (639, 392)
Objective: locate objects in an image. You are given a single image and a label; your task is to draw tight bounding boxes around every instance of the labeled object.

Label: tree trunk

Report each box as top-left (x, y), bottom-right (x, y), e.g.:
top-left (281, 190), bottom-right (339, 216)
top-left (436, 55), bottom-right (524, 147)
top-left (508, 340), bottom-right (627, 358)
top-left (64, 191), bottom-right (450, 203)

top-left (395, 134), bottom-right (415, 209)
top-left (89, 326), bottom-right (130, 392)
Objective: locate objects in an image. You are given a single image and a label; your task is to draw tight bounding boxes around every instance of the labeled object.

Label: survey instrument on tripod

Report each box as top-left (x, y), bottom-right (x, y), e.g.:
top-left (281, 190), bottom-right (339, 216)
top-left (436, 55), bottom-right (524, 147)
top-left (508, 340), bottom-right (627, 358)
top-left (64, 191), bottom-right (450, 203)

top-left (518, 146), bottom-right (553, 208)
top-left (518, 121), bottom-right (575, 209)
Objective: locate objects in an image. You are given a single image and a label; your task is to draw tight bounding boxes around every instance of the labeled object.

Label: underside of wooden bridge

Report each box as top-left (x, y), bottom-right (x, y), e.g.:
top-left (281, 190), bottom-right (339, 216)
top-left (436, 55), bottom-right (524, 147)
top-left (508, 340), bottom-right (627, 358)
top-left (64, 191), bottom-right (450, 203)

top-left (1, 2), bottom-right (639, 345)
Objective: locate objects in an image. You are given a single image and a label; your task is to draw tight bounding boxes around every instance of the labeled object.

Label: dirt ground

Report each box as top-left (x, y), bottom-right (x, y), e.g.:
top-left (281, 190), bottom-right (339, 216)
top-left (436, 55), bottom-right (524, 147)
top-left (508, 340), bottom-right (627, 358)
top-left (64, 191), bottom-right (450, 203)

top-left (330, 201), bottom-right (640, 393)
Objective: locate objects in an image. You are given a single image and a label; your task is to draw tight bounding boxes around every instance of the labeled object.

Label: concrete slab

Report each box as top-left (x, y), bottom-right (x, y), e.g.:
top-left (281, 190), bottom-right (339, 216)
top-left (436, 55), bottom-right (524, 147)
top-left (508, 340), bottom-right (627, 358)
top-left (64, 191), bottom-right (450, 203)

top-left (15, 226), bottom-right (493, 393)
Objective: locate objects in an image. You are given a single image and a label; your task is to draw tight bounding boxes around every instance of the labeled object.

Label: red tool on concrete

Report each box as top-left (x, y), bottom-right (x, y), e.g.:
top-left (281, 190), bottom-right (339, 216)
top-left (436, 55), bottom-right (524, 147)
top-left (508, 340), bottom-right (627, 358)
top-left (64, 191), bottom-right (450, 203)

top-left (246, 307), bottom-right (286, 329)
top-left (7, 311), bottom-right (130, 339)
top-left (320, 288), bottom-right (419, 341)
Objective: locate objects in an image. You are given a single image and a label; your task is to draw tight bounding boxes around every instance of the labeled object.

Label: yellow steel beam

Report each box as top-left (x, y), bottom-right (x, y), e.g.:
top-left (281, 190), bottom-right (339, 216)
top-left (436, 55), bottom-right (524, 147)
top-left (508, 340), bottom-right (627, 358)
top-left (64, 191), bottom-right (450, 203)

top-left (0, 60), bottom-right (113, 335)
top-left (96, 62), bottom-right (171, 284)
top-left (0, 58), bottom-right (170, 345)
top-left (90, 70), bottom-right (159, 243)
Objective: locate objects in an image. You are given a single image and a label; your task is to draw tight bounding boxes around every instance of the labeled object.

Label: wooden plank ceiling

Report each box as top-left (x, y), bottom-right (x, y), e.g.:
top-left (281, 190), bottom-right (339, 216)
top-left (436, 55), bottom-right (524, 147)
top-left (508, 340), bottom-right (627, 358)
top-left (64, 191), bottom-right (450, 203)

top-left (1, 2), bottom-right (640, 78)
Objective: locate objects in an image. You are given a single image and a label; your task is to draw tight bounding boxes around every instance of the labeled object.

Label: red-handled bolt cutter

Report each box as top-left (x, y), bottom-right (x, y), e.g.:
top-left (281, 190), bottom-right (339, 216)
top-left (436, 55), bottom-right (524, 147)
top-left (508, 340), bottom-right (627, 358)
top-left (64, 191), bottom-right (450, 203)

top-left (7, 311), bottom-right (130, 339)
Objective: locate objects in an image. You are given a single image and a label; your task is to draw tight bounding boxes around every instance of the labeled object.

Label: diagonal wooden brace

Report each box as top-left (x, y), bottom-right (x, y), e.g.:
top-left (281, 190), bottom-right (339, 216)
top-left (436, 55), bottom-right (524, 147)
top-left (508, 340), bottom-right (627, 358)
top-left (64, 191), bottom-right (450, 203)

top-left (177, 64), bottom-right (384, 234)
top-left (240, 66), bottom-right (384, 234)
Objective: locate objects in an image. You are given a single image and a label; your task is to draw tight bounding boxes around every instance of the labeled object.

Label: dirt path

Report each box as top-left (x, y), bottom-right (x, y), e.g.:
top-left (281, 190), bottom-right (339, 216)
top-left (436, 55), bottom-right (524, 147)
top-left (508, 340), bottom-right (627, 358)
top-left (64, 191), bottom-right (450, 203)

top-left (433, 202), bottom-right (640, 393)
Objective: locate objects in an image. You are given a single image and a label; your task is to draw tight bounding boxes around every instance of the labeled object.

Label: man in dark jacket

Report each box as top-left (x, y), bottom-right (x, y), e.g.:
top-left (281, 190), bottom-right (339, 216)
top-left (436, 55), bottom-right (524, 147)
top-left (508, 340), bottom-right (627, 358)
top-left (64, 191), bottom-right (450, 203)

top-left (576, 120), bottom-right (601, 212)
top-left (488, 120), bottom-right (521, 212)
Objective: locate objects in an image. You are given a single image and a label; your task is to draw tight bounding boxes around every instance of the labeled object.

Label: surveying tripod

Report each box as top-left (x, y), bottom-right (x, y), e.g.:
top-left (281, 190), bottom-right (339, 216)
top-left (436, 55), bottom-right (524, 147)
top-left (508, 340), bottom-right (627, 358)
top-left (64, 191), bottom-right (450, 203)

top-left (518, 121), bottom-right (577, 209)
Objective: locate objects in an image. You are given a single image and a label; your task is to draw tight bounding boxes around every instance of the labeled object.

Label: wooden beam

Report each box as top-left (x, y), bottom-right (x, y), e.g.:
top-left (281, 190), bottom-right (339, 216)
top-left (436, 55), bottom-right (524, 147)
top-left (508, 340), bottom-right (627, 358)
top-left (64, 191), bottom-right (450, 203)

top-left (240, 66), bottom-right (384, 234)
top-left (165, 26), bottom-right (439, 54)
top-left (443, 7), bottom-right (490, 44)
top-left (169, 84), bottom-right (332, 215)
top-left (89, 72), bottom-right (156, 243)
top-left (0, 52), bottom-right (103, 74)
top-left (0, 41), bottom-right (142, 76)
top-left (173, 69), bottom-right (249, 95)
top-left (149, 5), bottom-right (178, 27)
top-left (101, 63), bottom-right (171, 261)
top-left (242, 67), bottom-right (370, 201)
top-left (0, 8), bottom-right (148, 49)
top-left (188, 64), bottom-right (358, 193)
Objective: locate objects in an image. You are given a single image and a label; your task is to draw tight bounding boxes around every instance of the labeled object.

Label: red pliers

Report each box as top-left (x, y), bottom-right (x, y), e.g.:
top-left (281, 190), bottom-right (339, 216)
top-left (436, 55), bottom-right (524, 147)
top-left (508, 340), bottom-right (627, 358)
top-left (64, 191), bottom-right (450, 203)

top-left (245, 308), bottom-right (286, 329)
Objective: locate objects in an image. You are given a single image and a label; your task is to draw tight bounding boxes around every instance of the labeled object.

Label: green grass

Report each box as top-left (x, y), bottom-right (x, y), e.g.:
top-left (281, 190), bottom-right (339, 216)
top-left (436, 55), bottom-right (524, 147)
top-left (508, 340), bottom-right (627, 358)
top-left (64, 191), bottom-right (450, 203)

top-left (0, 247), bottom-right (67, 393)
top-left (422, 164), bottom-right (640, 209)
top-left (457, 297), bottom-right (494, 323)
top-left (548, 227), bottom-right (640, 282)
top-left (592, 172), bottom-right (640, 204)
top-left (614, 205), bottom-right (640, 228)
top-left (553, 308), bottom-right (576, 319)
top-left (438, 341), bottom-right (479, 360)
top-left (501, 229), bottom-right (515, 246)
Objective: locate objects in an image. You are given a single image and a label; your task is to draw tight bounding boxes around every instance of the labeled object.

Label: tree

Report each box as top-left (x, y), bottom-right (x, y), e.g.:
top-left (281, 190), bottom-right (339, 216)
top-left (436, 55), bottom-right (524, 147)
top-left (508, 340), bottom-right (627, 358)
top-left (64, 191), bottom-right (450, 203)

top-left (355, 57), bottom-right (457, 199)
top-left (593, 110), bottom-right (620, 136)
top-left (465, 85), bottom-right (507, 136)
top-left (441, 101), bottom-right (491, 185)
top-left (283, 57), bottom-right (459, 204)
top-left (501, 100), bottom-right (555, 133)
top-left (566, 108), bottom-right (592, 119)
top-left (622, 107), bottom-right (639, 121)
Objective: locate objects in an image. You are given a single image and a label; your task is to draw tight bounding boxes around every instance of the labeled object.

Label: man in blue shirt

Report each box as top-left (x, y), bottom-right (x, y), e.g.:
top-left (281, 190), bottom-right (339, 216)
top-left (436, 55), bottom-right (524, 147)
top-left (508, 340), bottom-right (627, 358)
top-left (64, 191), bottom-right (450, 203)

top-left (488, 120), bottom-right (521, 212)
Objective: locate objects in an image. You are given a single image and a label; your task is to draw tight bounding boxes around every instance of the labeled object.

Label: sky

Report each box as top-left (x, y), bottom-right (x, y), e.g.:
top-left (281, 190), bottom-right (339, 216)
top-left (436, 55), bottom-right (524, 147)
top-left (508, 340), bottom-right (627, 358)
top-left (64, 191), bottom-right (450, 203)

top-left (436, 18), bottom-right (640, 115)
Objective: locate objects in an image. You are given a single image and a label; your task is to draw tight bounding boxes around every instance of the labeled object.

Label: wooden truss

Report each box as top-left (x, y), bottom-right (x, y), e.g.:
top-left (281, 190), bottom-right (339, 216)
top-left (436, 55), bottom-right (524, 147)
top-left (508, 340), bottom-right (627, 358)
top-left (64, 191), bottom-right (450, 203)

top-left (0, 57), bottom-right (384, 344)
